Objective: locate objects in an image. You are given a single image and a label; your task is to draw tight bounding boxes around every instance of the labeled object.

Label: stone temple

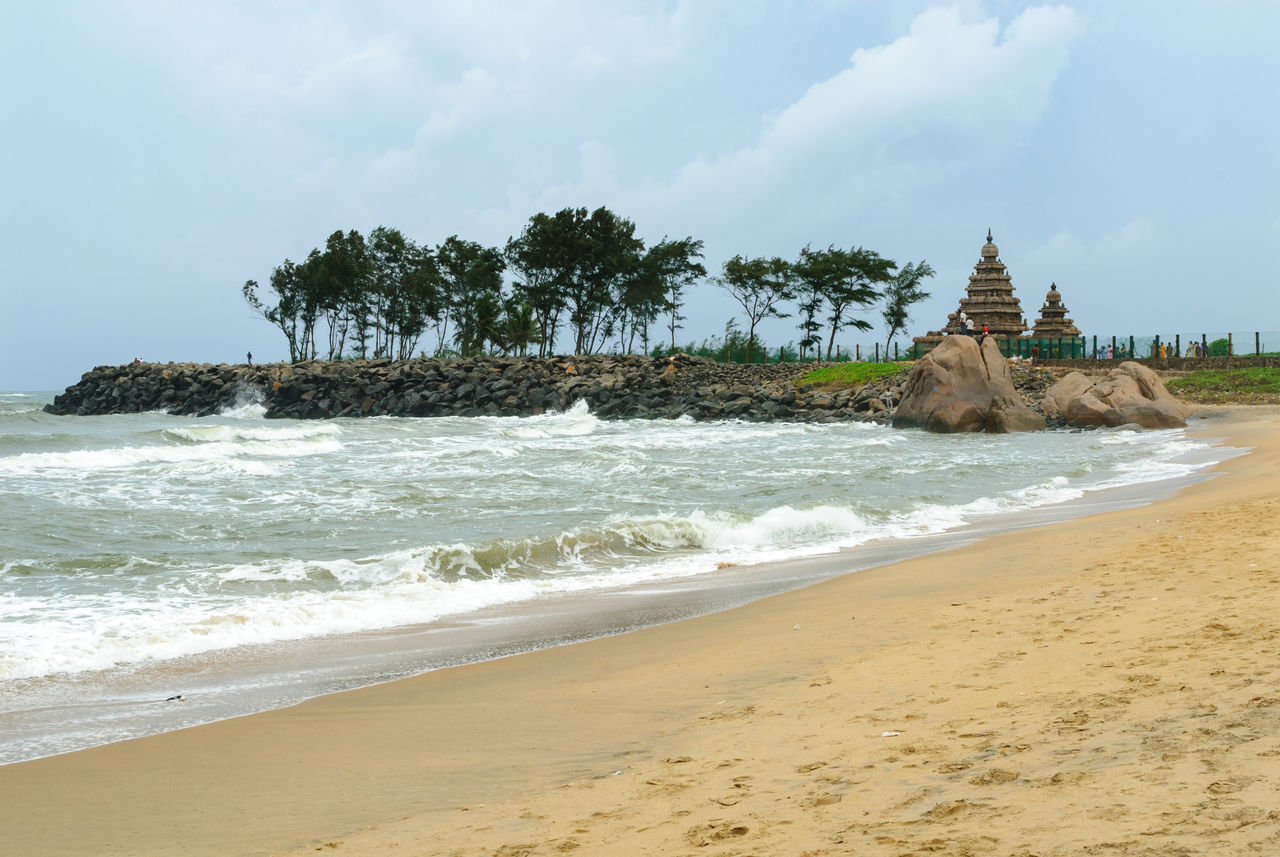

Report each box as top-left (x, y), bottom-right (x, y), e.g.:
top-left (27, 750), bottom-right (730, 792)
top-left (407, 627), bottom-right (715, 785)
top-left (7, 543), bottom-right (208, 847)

top-left (912, 230), bottom-right (1082, 355)
top-left (1030, 282), bottom-right (1081, 337)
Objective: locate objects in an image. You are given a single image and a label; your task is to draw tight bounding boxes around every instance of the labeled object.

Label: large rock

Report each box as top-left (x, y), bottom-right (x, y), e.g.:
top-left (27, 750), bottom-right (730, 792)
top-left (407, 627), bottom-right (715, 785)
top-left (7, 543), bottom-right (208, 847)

top-left (892, 335), bottom-right (1045, 433)
top-left (1042, 362), bottom-right (1191, 429)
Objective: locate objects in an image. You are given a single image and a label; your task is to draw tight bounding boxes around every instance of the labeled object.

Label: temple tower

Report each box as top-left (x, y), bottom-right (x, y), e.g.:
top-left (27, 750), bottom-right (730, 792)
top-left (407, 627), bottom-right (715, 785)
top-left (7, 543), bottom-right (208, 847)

top-left (1031, 283), bottom-right (1081, 337)
top-left (940, 230), bottom-right (1028, 337)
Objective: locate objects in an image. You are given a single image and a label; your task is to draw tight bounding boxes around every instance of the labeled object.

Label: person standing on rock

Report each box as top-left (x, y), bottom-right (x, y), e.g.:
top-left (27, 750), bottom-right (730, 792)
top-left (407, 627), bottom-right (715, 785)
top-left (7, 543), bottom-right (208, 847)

top-left (247, 352), bottom-right (253, 366)
top-left (960, 313), bottom-right (975, 336)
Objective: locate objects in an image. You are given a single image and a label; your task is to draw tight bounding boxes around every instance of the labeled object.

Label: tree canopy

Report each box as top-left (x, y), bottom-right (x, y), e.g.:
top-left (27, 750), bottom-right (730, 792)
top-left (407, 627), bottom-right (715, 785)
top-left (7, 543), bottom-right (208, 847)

top-left (244, 210), bottom-right (931, 363)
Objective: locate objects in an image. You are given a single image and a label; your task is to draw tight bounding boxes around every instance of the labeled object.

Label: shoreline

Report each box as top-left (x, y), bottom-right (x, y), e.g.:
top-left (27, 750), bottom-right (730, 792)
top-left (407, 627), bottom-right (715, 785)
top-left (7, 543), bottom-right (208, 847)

top-left (0, 419), bottom-right (1230, 767)
top-left (2, 405), bottom-right (1278, 856)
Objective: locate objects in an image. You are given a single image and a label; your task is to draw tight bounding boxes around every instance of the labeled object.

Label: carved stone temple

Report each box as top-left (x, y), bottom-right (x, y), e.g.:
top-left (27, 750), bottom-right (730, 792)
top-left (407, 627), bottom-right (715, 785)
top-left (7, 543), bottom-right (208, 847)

top-left (912, 230), bottom-right (1083, 356)
top-left (1030, 282), bottom-right (1081, 337)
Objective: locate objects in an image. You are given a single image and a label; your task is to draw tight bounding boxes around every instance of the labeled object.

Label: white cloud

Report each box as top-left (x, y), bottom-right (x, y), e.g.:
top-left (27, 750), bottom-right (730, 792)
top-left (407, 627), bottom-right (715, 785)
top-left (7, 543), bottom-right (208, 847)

top-left (1097, 215), bottom-right (1162, 257)
top-left (530, 4), bottom-right (1084, 241)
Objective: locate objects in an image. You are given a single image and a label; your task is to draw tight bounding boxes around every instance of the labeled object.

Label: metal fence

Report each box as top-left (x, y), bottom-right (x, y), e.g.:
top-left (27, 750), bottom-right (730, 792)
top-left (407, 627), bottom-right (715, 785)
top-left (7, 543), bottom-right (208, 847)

top-left (1072, 331), bottom-right (1280, 359)
top-left (658, 330), bottom-right (1279, 365)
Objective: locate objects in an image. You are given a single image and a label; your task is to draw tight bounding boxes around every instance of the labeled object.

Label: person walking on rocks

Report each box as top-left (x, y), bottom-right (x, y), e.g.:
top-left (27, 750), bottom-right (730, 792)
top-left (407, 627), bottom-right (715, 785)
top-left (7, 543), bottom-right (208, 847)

top-left (247, 352), bottom-right (253, 365)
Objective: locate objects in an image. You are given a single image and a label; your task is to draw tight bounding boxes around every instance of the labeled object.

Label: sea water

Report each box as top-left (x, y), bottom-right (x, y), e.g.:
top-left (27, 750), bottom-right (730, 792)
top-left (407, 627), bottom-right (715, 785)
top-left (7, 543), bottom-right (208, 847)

top-left (0, 389), bottom-right (1230, 763)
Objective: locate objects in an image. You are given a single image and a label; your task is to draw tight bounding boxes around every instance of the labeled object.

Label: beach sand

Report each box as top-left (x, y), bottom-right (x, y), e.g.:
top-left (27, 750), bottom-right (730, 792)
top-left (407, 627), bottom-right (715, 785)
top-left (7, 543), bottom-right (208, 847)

top-left (3, 406), bottom-right (1278, 856)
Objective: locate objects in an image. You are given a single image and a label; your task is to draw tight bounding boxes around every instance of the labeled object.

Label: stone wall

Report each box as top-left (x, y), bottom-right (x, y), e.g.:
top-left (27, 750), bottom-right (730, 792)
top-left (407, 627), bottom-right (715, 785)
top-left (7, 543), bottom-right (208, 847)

top-left (44, 355), bottom-right (912, 423)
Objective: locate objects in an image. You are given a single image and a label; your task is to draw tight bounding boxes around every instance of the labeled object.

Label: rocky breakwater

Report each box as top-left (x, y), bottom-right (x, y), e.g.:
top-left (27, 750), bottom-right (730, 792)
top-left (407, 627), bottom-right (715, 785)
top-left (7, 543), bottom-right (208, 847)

top-left (44, 355), bottom-right (910, 423)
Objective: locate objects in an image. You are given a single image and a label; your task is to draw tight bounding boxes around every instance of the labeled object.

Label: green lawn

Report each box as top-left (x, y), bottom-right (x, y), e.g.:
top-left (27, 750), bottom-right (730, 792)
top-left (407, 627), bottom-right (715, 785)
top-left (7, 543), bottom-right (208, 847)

top-left (1165, 367), bottom-right (1280, 403)
top-left (798, 362), bottom-right (908, 388)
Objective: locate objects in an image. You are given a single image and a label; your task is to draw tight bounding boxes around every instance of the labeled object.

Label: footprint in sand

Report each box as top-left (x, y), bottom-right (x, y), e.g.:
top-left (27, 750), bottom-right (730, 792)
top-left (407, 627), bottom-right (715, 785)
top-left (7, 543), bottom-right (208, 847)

top-left (684, 820), bottom-right (749, 846)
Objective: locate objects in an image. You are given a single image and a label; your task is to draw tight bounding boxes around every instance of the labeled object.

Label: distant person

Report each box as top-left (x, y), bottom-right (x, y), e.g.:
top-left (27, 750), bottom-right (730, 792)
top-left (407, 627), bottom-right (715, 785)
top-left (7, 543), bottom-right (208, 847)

top-left (981, 325), bottom-right (989, 340)
top-left (1031, 344), bottom-right (1040, 366)
top-left (1105, 344), bottom-right (1113, 359)
top-left (960, 312), bottom-right (975, 337)
top-left (247, 351), bottom-right (253, 365)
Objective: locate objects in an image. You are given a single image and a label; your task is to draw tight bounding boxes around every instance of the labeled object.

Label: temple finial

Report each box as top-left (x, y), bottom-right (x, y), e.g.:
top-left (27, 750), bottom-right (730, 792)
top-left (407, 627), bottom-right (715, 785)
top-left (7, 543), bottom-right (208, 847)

top-left (986, 227), bottom-right (993, 242)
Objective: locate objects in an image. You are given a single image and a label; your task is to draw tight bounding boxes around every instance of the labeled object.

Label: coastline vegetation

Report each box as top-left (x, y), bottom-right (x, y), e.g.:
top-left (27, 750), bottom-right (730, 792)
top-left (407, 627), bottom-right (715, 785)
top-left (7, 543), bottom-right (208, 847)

top-left (798, 362), bottom-right (907, 389)
top-left (242, 207), bottom-right (933, 365)
top-left (1164, 367), bottom-right (1280, 404)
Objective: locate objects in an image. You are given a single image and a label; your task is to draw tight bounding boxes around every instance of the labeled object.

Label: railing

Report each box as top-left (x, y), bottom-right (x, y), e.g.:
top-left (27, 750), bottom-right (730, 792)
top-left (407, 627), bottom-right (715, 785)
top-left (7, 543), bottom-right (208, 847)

top-left (1050, 332), bottom-right (1278, 360)
top-left (655, 330), bottom-right (1280, 365)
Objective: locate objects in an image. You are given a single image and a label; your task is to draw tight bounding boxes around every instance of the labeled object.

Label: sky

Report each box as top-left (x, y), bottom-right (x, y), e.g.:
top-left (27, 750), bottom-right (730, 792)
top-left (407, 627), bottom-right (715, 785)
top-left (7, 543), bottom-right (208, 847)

top-left (3, 0), bottom-right (1278, 391)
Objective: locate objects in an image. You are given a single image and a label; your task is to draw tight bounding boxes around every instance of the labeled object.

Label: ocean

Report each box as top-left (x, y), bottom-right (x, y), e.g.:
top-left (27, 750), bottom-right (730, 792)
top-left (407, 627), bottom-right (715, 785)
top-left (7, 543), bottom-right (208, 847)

top-left (0, 389), bottom-right (1230, 764)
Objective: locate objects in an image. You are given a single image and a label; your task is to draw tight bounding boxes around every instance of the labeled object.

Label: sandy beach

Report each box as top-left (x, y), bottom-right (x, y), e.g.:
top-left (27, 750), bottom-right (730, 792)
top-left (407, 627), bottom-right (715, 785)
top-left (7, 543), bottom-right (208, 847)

top-left (3, 406), bottom-right (1278, 857)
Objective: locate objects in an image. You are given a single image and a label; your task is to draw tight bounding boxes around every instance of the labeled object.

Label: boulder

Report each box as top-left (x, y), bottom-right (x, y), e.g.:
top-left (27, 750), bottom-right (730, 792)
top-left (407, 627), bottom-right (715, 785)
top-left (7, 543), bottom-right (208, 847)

top-left (892, 335), bottom-right (1045, 433)
top-left (1042, 362), bottom-right (1191, 429)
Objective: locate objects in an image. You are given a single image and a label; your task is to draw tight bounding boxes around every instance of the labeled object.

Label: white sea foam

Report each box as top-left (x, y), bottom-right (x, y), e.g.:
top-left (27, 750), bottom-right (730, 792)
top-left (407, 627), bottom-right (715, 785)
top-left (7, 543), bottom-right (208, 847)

top-left (0, 432), bottom-right (342, 476)
top-left (0, 402), bottom-right (1228, 682)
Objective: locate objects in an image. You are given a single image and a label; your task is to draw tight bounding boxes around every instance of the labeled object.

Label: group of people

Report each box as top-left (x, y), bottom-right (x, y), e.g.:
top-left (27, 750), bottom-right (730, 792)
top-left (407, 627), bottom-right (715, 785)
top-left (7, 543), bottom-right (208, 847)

top-left (957, 312), bottom-right (988, 339)
top-left (1090, 341), bottom-right (1208, 360)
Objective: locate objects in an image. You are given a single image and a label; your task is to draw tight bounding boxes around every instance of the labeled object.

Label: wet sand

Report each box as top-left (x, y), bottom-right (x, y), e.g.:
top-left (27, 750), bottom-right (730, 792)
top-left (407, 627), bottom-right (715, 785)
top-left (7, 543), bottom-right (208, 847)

top-left (2, 406), bottom-right (1278, 856)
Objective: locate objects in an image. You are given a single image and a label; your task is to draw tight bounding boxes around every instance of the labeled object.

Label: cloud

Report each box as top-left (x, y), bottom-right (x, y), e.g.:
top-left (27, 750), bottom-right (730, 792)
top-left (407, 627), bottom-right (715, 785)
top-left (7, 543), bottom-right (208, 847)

top-left (1097, 215), bottom-right (1163, 257)
top-left (519, 4), bottom-right (1084, 247)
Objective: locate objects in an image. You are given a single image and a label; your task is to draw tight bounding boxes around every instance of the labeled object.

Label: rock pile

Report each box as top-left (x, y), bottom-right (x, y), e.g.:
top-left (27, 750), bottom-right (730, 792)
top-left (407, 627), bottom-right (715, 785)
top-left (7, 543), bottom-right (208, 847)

top-left (44, 355), bottom-right (907, 423)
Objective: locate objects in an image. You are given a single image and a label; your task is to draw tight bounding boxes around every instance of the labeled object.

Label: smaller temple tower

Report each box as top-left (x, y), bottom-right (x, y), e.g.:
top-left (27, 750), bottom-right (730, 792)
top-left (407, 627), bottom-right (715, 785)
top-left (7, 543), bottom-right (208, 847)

top-left (1030, 283), bottom-right (1081, 337)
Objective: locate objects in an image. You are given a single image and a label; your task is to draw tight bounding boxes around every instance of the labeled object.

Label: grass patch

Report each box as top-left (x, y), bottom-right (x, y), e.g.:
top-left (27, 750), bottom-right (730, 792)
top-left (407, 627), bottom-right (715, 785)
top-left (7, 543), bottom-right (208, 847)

top-left (1165, 367), bottom-right (1280, 403)
top-left (798, 362), bottom-right (908, 389)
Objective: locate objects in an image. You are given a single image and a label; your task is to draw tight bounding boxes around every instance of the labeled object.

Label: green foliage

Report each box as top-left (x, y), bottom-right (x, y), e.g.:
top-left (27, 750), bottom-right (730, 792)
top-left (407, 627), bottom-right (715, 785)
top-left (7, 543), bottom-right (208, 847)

top-left (244, 215), bottom-right (931, 365)
top-left (793, 245), bottom-right (895, 361)
top-left (1164, 367), bottom-right (1280, 402)
top-left (798, 362), bottom-right (906, 387)
top-left (716, 255), bottom-right (795, 363)
top-left (881, 259), bottom-right (935, 353)
top-left (1207, 337), bottom-right (1232, 357)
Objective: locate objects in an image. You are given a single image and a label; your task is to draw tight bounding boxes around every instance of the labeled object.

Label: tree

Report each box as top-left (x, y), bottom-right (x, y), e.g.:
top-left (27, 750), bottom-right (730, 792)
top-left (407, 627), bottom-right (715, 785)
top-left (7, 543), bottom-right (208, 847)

top-left (396, 242), bottom-right (443, 359)
top-left (505, 212), bottom-right (569, 357)
top-left (819, 246), bottom-right (894, 361)
top-left (639, 236), bottom-right (706, 350)
top-left (243, 261), bottom-right (306, 362)
top-left (437, 236), bottom-right (506, 357)
top-left (574, 207), bottom-right (644, 354)
top-left (1207, 337), bottom-right (1231, 357)
top-left (366, 227), bottom-right (442, 360)
top-left (716, 255), bottom-right (795, 363)
top-left (494, 298), bottom-right (538, 356)
top-left (314, 229), bottom-right (370, 359)
top-left (507, 206), bottom-right (644, 355)
top-left (881, 259), bottom-right (936, 355)
top-left (791, 245), bottom-right (828, 359)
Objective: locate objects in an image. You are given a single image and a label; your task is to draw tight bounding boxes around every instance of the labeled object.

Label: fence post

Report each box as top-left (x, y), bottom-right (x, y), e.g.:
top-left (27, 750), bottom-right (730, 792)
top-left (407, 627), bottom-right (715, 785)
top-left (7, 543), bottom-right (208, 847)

top-left (1257, 332), bottom-right (1261, 356)
top-left (1228, 333), bottom-right (1233, 356)
top-left (1175, 334), bottom-right (1180, 357)
top-left (874, 343), bottom-right (880, 362)
top-left (1129, 335), bottom-right (1135, 358)
top-left (894, 342), bottom-right (899, 361)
